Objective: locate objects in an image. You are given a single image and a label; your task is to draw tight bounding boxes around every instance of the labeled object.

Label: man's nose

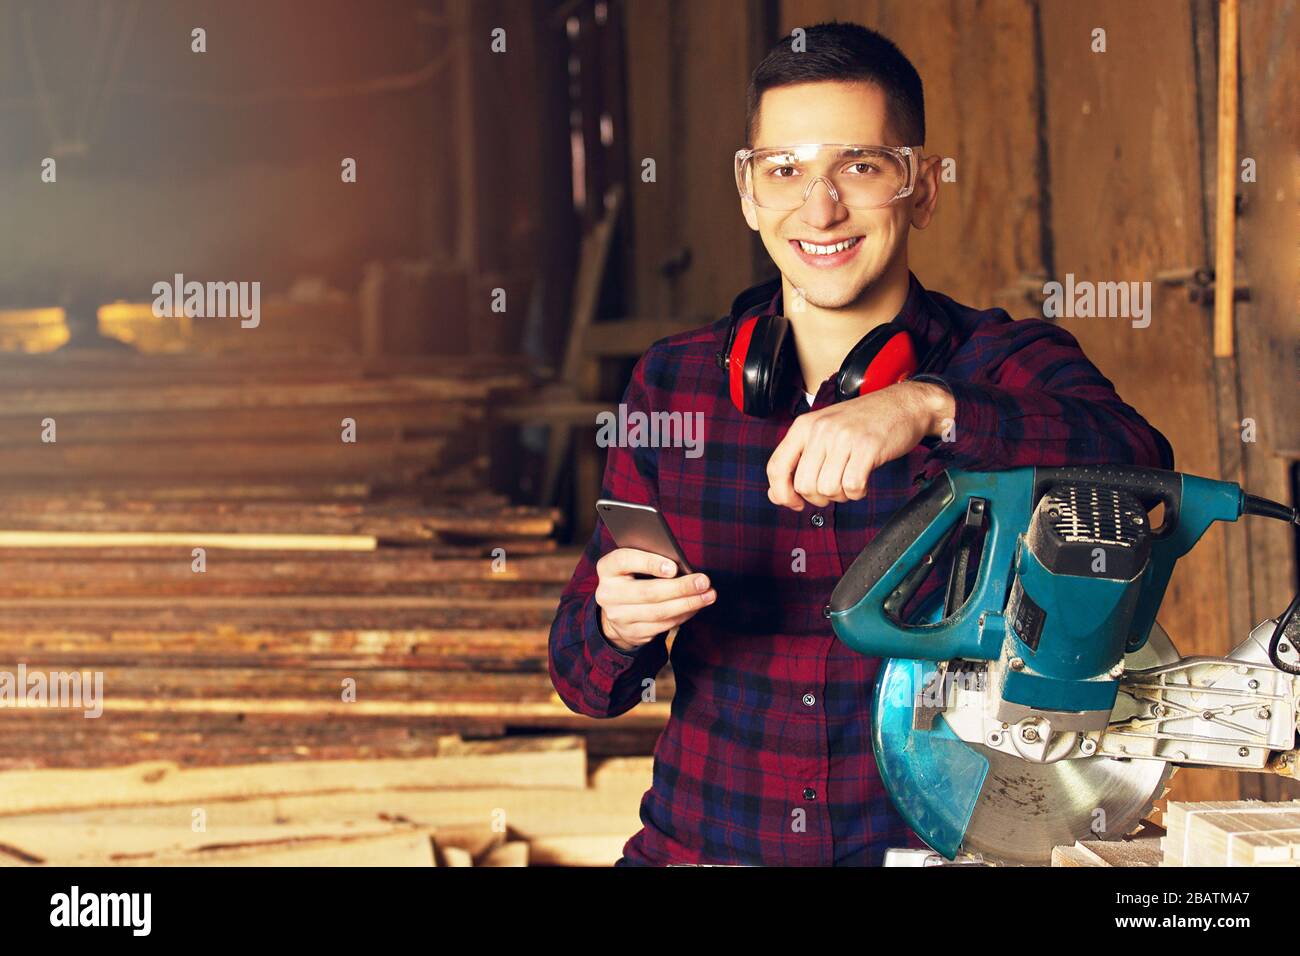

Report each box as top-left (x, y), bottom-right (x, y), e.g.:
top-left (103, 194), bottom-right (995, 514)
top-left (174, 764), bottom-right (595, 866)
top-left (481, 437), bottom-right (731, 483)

top-left (798, 177), bottom-right (843, 226)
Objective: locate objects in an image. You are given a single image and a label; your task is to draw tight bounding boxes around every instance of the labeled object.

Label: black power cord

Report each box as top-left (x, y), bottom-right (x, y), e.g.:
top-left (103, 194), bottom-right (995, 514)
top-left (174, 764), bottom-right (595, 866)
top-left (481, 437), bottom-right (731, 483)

top-left (1244, 493), bottom-right (1299, 523)
top-left (1240, 494), bottom-right (1300, 674)
top-left (1269, 591), bottom-right (1300, 676)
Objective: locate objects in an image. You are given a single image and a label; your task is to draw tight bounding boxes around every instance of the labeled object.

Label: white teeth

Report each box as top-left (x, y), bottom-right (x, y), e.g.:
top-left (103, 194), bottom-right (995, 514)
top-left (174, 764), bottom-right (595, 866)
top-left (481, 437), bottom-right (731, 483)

top-left (797, 237), bottom-right (860, 255)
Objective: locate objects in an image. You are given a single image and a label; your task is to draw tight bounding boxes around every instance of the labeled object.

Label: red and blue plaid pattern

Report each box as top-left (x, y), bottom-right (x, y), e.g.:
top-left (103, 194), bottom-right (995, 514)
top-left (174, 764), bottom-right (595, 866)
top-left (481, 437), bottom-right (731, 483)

top-left (548, 272), bottom-right (1173, 866)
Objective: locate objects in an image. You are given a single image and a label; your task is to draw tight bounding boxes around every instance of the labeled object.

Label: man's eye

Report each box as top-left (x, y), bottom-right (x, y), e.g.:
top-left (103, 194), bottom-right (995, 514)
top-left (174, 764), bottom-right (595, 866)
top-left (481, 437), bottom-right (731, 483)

top-left (843, 162), bottom-right (882, 176)
top-left (769, 165), bottom-right (799, 178)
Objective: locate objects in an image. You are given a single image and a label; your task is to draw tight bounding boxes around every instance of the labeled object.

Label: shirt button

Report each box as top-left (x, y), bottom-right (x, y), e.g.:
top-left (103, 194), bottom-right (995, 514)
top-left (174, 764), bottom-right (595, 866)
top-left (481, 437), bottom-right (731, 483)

top-left (810, 512), bottom-right (825, 527)
top-left (803, 787), bottom-right (817, 800)
top-left (802, 693), bottom-right (816, 707)
top-left (823, 605), bottom-right (831, 618)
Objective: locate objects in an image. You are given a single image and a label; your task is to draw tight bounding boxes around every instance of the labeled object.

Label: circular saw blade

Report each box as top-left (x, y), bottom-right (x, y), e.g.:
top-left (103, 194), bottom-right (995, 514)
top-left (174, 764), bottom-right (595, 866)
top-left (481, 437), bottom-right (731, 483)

top-left (957, 623), bottom-right (1179, 865)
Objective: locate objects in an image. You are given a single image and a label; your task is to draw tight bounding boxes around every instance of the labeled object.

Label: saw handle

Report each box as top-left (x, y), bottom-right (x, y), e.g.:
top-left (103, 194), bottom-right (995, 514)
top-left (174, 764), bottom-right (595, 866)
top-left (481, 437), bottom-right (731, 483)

top-left (828, 474), bottom-right (954, 618)
top-left (1032, 464), bottom-right (1183, 537)
top-left (829, 469), bottom-right (1014, 662)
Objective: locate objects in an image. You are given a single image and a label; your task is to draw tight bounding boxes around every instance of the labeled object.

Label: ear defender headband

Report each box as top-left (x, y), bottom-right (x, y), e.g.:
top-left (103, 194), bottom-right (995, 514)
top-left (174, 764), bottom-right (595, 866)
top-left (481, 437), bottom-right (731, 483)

top-left (715, 310), bottom-right (953, 418)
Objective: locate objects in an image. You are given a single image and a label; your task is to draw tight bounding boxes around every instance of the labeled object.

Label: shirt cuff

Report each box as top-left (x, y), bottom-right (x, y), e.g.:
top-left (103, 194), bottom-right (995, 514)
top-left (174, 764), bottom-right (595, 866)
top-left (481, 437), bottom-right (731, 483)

top-left (582, 592), bottom-right (650, 672)
top-left (911, 374), bottom-right (1003, 482)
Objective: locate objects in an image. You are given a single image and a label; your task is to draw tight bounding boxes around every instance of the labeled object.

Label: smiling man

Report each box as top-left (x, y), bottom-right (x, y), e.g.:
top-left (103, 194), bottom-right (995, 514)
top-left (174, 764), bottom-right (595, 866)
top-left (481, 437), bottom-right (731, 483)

top-left (548, 22), bottom-right (1173, 866)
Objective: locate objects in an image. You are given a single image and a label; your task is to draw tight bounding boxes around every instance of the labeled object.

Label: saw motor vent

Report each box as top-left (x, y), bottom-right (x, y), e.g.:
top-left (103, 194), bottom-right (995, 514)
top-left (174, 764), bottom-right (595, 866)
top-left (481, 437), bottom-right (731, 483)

top-left (1026, 482), bottom-right (1152, 579)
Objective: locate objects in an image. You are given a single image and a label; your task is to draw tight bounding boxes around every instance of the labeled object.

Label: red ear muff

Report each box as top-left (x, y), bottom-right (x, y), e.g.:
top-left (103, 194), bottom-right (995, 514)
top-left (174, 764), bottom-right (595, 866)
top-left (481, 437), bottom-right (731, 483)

top-left (718, 307), bottom-right (939, 417)
top-left (835, 325), bottom-right (919, 402)
top-left (718, 314), bottom-right (790, 417)
top-left (726, 315), bottom-right (758, 413)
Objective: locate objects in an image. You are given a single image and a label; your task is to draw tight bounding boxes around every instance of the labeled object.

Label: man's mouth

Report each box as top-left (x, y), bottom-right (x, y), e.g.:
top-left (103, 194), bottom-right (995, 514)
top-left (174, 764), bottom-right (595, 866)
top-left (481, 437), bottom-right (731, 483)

top-left (789, 235), bottom-right (863, 267)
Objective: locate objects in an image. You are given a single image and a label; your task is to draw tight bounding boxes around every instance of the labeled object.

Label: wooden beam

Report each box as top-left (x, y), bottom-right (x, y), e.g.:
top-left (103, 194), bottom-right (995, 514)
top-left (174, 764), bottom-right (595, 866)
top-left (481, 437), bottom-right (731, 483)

top-left (0, 741), bottom-right (588, 816)
top-left (0, 531), bottom-right (376, 551)
top-left (1214, 0), bottom-right (1239, 357)
top-left (581, 316), bottom-right (714, 357)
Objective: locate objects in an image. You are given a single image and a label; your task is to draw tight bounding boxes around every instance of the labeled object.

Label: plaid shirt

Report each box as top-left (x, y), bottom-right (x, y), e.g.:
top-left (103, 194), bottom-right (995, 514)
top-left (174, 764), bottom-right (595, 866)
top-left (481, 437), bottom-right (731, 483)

top-left (548, 271), bottom-right (1174, 866)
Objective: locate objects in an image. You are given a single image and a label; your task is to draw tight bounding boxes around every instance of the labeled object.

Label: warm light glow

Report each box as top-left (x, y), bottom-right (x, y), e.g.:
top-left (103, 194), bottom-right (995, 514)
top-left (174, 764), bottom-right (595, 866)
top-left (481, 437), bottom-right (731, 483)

top-left (0, 308), bottom-right (70, 352)
top-left (98, 301), bottom-right (192, 351)
top-left (0, 303), bottom-right (193, 353)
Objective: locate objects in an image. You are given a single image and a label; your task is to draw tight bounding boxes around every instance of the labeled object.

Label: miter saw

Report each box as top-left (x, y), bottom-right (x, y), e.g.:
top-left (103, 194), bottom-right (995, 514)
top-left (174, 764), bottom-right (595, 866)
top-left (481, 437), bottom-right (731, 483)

top-left (828, 464), bottom-right (1300, 866)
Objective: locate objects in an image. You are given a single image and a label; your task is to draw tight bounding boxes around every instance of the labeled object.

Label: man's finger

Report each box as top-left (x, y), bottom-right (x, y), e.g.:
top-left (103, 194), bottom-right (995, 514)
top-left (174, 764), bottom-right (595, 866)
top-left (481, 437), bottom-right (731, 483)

top-left (792, 432), bottom-right (829, 507)
top-left (604, 571), bottom-right (711, 606)
top-left (841, 441), bottom-right (875, 500)
top-left (816, 435), bottom-right (852, 500)
top-left (600, 547), bottom-right (678, 579)
top-left (615, 589), bottom-right (716, 627)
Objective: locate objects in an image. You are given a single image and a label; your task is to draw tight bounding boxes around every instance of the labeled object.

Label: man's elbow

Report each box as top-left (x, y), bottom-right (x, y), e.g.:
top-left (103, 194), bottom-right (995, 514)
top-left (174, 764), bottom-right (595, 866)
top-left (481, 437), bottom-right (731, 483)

top-left (1132, 412), bottom-right (1175, 470)
top-left (1151, 427), bottom-right (1175, 470)
top-left (1118, 408), bottom-right (1175, 471)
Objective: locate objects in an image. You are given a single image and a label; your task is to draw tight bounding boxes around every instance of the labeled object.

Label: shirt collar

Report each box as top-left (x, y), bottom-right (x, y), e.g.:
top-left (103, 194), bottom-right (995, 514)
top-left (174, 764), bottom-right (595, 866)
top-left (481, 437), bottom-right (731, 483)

top-left (735, 272), bottom-right (950, 417)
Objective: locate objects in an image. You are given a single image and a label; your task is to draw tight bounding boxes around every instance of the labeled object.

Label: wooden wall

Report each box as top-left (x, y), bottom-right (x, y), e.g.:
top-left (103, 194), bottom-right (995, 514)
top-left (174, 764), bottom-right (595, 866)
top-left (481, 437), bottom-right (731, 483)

top-left (623, 0), bottom-right (775, 321)
top-left (623, 0), bottom-right (1299, 802)
top-left (1225, 0), bottom-right (1298, 799)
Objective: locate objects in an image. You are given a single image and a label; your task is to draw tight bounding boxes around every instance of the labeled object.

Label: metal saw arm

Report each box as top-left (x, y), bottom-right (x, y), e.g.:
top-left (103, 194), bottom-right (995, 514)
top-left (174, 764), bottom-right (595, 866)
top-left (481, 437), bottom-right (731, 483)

top-left (1100, 618), bottom-right (1300, 774)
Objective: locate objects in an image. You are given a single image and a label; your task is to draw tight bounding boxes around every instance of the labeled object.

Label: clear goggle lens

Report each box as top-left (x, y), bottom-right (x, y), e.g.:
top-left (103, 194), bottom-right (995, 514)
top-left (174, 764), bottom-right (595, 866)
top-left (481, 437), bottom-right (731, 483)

top-left (737, 144), bottom-right (916, 210)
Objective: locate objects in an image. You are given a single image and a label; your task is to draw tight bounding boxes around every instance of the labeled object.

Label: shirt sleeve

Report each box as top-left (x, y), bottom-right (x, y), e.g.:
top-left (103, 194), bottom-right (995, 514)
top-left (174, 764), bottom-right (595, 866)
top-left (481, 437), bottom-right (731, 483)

top-left (547, 350), bottom-right (672, 719)
top-left (911, 316), bottom-right (1174, 483)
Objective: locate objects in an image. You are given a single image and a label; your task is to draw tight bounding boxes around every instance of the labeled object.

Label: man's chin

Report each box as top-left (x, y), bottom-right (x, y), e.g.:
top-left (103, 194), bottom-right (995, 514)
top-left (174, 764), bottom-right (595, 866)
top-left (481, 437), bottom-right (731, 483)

top-left (784, 274), bottom-right (870, 310)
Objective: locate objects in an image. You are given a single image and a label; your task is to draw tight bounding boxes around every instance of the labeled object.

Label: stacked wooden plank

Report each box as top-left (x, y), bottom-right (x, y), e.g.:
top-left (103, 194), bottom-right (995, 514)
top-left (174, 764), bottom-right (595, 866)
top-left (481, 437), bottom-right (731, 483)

top-left (0, 352), bottom-right (522, 496)
top-left (0, 496), bottom-right (671, 769)
top-left (1050, 820), bottom-right (1167, 867)
top-left (1051, 839), bottom-right (1164, 867)
top-left (0, 736), bottom-right (652, 866)
top-left (1162, 800), bottom-right (1300, 866)
top-left (0, 352), bottom-right (669, 865)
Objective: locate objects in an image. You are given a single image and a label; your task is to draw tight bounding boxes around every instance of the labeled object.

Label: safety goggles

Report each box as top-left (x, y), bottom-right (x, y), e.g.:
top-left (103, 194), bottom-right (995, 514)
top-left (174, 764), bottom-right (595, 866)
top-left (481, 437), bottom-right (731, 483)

top-left (734, 143), bottom-right (920, 211)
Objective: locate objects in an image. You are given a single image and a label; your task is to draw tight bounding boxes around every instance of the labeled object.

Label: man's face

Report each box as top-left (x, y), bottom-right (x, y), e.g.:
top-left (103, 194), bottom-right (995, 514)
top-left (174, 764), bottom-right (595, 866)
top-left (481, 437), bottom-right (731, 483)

top-left (742, 81), bottom-right (929, 309)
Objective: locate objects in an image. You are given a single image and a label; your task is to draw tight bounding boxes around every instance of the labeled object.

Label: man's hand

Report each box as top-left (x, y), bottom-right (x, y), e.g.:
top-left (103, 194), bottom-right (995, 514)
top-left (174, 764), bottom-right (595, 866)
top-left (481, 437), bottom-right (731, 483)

top-left (767, 381), bottom-right (955, 510)
top-left (595, 548), bottom-right (716, 652)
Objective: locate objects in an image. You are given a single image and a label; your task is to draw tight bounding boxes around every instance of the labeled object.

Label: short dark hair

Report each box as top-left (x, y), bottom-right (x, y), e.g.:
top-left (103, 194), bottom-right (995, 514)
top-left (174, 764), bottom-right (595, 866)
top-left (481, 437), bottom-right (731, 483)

top-left (745, 21), bottom-right (925, 147)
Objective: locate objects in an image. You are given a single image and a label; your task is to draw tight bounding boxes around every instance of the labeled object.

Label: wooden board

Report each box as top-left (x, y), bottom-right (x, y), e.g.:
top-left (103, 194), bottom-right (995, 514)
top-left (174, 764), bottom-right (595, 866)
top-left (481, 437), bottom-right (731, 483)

top-left (0, 710), bottom-right (665, 769)
top-left (0, 738), bottom-right (588, 817)
top-left (0, 551), bottom-right (578, 598)
top-left (0, 779), bottom-right (648, 867)
top-left (121, 830), bottom-right (439, 868)
top-left (1163, 800), bottom-right (1300, 866)
top-left (0, 754), bottom-right (654, 867)
top-left (1056, 837), bottom-right (1163, 868)
top-left (0, 499), bottom-right (558, 541)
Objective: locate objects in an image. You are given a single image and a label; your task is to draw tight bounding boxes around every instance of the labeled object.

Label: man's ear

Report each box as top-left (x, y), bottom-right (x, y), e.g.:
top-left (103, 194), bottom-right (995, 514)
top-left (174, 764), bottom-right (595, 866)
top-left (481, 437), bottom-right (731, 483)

top-left (909, 153), bottom-right (941, 230)
top-left (740, 196), bottom-right (759, 232)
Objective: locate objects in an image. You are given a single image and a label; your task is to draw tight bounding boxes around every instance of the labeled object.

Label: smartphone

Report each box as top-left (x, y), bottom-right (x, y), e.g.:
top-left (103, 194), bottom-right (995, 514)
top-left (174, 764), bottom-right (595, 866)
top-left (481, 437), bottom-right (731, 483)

top-left (595, 500), bottom-right (693, 575)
